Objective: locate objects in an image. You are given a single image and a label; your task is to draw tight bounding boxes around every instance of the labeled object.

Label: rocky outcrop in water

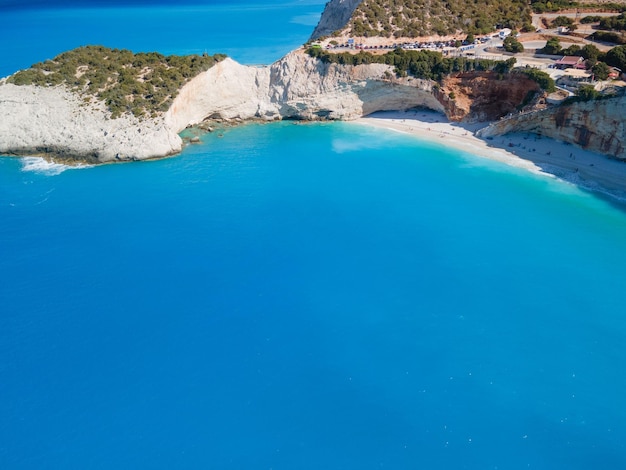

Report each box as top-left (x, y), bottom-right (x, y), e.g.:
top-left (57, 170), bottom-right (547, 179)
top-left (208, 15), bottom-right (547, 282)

top-left (478, 93), bottom-right (626, 160)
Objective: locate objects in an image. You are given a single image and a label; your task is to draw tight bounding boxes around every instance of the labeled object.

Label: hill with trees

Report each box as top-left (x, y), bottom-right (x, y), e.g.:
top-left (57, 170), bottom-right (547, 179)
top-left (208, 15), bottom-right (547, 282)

top-left (6, 46), bottom-right (226, 118)
top-left (330, 0), bottom-right (532, 38)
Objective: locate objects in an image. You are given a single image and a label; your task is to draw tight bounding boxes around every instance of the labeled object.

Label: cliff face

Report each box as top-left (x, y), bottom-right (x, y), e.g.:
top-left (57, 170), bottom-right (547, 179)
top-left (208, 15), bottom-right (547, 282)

top-left (436, 72), bottom-right (541, 122)
top-left (0, 84), bottom-right (182, 163)
top-left (310, 0), bottom-right (363, 40)
top-left (479, 94), bottom-right (626, 160)
top-left (166, 51), bottom-right (442, 130)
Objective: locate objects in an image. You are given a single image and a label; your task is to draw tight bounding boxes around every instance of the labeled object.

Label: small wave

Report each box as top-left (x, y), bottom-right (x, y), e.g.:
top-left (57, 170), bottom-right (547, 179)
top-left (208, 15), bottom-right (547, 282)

top-left (539, 164), bottom-right (626, 203)
top-left (20, 157), bottom-right (92, 176)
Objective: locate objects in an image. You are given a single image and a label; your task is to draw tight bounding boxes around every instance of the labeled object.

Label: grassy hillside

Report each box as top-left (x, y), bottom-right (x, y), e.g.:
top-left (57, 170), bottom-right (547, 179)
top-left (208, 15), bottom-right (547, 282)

top-left (6, 46), bottom-right (226, 118)
top-left (341, 0), bottom-right (532, 38)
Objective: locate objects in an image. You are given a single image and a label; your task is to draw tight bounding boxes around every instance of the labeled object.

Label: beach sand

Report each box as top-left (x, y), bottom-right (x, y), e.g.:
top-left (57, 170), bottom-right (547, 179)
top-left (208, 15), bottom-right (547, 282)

top-left (355, 109), bottom-right (626, 201)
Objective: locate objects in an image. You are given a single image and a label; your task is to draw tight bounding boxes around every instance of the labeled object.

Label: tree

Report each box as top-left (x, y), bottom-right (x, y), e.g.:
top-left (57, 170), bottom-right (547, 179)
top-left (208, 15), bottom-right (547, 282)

top-left (503, 36), bottom-right (524, 53)
top-left (562, 44), bottom-right (581, 56)
top-left (576, 85), bottom-right (600, 101)
top-left (551, 16), bottom-right (573, 28)
top-left (591, 62), bottom-right (611, 80)
top-left (518, 68), bottom-right (556, 92)
top-left (465, 32), bottom-right (475, 44)
top-left (542, 37), bottom-right (562, 55)
top-left (605, 45), bottom-right (626, 71)
top-left (581, 44), bottom-right (601, 62)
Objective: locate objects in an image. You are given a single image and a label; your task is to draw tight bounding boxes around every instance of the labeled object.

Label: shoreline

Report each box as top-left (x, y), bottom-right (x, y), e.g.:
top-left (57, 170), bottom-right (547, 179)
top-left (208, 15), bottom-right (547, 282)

top-left (354, 109), bottom-right (626, 201)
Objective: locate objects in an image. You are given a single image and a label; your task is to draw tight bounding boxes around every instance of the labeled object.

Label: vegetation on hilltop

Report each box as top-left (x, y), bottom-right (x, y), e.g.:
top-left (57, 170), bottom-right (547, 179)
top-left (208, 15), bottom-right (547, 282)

top-left (503, 36), bottom-right (525, 53)
top-left (599, 13), bottom-right (626, 31)
top-left (308, 47), bottom-right (514, 79)
top-left (605, 44), bottom-right (626, 69)
top-left (7, 46), bottom-right (226, 118)
top-left (530, 0), bottom-right (626, 13)
top-left (306, 47), bottom-right (556, 92)
top-left (327, 0), bottom-right (626, 38)
top-left (341, 0), bottom-right (532, 38)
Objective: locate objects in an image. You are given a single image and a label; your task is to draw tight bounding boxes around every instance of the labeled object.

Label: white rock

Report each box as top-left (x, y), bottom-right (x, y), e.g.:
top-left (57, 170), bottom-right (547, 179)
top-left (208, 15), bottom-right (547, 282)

top-left (0, 84), bottom-right (181, 162)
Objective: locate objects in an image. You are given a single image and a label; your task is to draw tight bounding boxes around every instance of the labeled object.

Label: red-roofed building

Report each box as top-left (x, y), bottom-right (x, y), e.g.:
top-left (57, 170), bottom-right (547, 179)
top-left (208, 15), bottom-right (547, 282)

top-left (554, 56), bottom-right (585, 70)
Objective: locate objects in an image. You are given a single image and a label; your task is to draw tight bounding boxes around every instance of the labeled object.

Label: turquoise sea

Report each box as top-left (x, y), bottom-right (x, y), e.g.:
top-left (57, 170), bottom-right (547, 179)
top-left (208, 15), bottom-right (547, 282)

top-left (2, 3), bottom-right (626, 469)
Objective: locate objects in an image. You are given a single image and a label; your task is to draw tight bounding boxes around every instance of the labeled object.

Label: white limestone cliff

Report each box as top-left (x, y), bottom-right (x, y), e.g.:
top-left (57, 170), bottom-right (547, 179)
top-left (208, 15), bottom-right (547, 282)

top-left (0, 83), bottom-right (182, 163)
top-left (166, 50), bottom-right (442, 132)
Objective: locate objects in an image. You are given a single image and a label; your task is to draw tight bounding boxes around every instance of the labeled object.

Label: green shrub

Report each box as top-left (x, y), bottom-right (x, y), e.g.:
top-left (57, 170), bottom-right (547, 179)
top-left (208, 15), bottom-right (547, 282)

top-left (541, 37), bottom-right (562, 55)
top-left (562, 45), bottom-right (582, 56)
top-left (591, 62), bottom-right (611, 80)
top-left (516, 68), bottom-right (556, 92)
top-left (551, 16), bottom-right (574, 28)
top-left (503, 36), bottom-right (524, 53)
top-left (605, 45), bottom-right (626, 70)
top-left (591, 31), bottom-right (626, 45)
top-left (531, 0), bottom-right (576, 13)
top-left (576, 85), bottom-right (600, 101)
top-left (308, 47), bottom-right (518, 81)
top-left (598, 13), bottom-right (626, 31)
top-left (581, 15), bottom-right (602, 24)
top-left (346, 0), bottom-right (531, 38)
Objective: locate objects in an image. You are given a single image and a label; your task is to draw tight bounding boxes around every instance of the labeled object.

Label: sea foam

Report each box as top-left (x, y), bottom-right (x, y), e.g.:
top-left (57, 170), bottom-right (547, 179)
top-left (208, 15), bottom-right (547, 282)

top-left (20, 157), bottom-right (92, 176)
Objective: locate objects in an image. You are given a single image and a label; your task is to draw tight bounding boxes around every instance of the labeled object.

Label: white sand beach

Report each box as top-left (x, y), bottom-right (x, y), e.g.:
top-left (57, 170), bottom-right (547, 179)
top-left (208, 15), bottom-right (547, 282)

top-left (355, 110), bottom-right (626, 201)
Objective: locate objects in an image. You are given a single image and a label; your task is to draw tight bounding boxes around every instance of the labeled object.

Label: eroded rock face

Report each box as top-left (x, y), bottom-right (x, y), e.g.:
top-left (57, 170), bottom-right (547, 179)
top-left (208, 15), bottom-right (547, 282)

top-left (166, 51), bottom-right (443, 129)
top-left (436, 72), bottom-right (542, 122)
top-left (309, 0), bottom-right (364, 40)
top-left (266, 51), bottom-right (443, 120)
top-left (0, 84), bottom-right (182, 163)
top-left (479, 94), bottom-right (626, 160)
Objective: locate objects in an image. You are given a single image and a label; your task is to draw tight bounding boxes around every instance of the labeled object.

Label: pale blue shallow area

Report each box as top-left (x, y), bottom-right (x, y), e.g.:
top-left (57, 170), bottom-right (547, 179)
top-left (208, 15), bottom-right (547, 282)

top-left (2, 3), bottom-right (626, 469)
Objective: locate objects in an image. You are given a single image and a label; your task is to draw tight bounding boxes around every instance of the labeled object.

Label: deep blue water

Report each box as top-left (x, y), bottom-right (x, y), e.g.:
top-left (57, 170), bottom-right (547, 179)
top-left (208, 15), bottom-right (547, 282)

top-left (2, 3), bottom-right (626, 469)
top-left (0, 0), bottom-right (324, 76)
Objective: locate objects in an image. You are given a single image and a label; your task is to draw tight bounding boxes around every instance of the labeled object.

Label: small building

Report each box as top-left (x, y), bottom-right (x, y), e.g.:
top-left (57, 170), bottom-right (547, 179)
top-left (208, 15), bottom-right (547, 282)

top-left (499, 28), bottom-right (512, 39)
top-left (554, 56), bottom-right (585, 70)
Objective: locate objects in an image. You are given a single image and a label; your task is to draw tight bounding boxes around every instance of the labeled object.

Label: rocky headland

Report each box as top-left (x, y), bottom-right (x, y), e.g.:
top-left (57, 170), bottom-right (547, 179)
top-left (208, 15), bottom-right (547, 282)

top-left (0, 50), bottom-right (445, 163)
